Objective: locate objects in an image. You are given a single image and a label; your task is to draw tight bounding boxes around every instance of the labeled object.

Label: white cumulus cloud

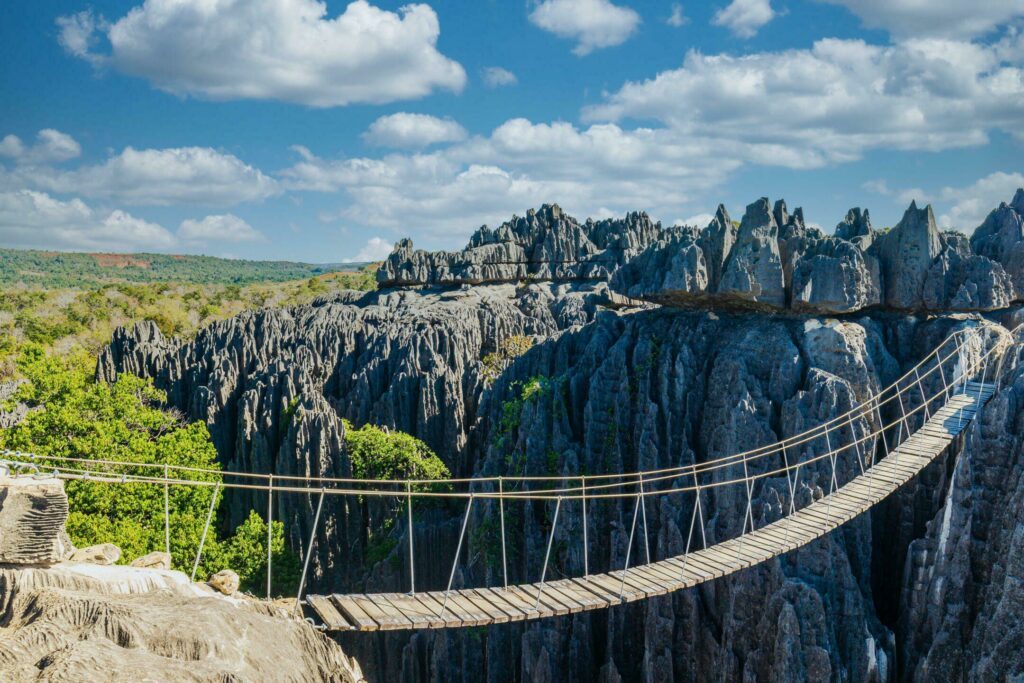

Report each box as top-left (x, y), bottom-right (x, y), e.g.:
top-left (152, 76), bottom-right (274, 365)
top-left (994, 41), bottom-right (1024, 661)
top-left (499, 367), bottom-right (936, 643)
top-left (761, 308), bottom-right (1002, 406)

top-left (349, 236), bottom-right (395, 262)
top-left (363, 113), bottom-right (467, 149)
top-left (529, 0), bottom-right (642, 56)
top-left (932, 172), bottom-right (1024, 231)
top-left (712, 0), bottom-right (776, 38)
top-left (817, 0), bottom-right (1024, 38)
top-left (0, 129), bottom-right (82, 164)
top-left (4, 141), bottom-right (279, 207)
top-left (57, 0), bottom-right (466, 107)
top-left (667, 3), bottom-right (689, 27)
top-left (0, 189), bottom-right (175, 252)
top-left (482, 67), bottom-right (518, 87)
top-left (179, 214), bottom-right (263, 243)
top-left (584, 36), bottom-right (1024, 162)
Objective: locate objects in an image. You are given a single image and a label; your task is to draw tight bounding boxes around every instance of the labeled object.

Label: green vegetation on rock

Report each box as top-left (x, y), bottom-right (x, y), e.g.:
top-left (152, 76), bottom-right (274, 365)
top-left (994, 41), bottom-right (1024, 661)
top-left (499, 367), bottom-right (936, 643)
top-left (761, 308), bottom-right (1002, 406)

top-left (0, 346), bottom-right (299, 594)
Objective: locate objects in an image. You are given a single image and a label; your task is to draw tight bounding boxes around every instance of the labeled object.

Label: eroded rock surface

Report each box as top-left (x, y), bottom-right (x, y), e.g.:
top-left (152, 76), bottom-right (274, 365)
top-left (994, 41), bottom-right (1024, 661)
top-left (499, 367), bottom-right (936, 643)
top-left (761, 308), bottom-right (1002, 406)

top-left (94, 192), bottom-right (1024, 682)
top-left (0, 475), bottom-right (72, 565)
top-left (381, 191), bottom-right (1024, 316)
top-left (0, 563), bottom-right (364, 682)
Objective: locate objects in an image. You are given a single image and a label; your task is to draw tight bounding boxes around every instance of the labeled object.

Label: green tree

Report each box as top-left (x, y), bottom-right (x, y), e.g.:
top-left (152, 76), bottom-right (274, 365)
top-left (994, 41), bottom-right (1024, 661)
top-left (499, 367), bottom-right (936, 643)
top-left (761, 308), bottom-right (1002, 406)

top-left (0, 345), bottom-right (297, 594)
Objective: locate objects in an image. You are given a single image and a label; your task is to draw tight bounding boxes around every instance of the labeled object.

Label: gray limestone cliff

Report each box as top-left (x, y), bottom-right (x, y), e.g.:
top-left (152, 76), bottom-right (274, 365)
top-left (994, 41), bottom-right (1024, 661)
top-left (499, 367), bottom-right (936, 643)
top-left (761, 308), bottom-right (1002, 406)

top-left (92, 191), bottom-right (1024, 682)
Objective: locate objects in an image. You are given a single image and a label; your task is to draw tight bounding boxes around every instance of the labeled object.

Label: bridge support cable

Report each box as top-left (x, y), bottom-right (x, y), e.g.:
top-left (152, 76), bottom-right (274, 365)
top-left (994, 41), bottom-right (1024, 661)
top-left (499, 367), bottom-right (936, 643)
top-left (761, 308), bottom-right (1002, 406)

top-left (620, 491), bottom-right (642, 599)
top-left (639, 473), bottom-right (650, 564)
top-left (406, 482), bottom-right (415, 594)
top-left (267, 474), bottom-right (274, 599)
top-left (191, 480), bottom-right (221, 581)
top-left (535, 496), bottom-right (562, 610)
top-left (163, 464), bottom-right (170, 556)
top-left (739, 450), bottom-right (755, 559)
top-left (440, 493), bottom-right (474, 619)
top-left (294, 489), bottom-right (325, 616)
top-left (823, 430), bottom-right (837, 531)
top-left (498, 477), bottom-right (508, 590)
top-left (581, 477), bottom-right (589, 581)
top-left (914, 368), bottom-right (930, 421)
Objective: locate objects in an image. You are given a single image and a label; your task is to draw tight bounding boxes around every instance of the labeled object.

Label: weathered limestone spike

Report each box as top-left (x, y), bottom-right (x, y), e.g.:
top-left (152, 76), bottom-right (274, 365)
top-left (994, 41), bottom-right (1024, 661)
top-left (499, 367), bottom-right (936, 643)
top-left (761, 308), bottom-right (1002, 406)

top-left (0, 475), bottom-right (73, 565)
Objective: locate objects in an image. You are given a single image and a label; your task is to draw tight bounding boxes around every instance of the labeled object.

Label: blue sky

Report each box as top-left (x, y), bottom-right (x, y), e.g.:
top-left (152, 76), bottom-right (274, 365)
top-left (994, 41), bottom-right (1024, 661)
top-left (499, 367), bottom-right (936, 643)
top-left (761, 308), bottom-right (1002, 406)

top-left (0, 0), bottom-right (1021, 263)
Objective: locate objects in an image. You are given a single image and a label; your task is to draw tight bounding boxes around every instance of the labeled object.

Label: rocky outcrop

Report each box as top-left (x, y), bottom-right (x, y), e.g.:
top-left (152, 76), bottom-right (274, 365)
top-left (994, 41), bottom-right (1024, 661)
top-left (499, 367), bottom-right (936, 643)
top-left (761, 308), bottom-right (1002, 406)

top-left (0, 381), bottom-right (31, 429)
top-left (377, 204), bottom-right (663, 287)
top-left (0, 476), bottom-right (364, 682)
top-left (381, 191), bottom-right (1024, 316)
top-left (0, 475), bottom-right (72, 565)
top-left (0, 562), bottom-right (364, 681)
top-left (970, 188), bottom-right (1024, 293)
top-left (898, 325), bottom-right (1024, 681)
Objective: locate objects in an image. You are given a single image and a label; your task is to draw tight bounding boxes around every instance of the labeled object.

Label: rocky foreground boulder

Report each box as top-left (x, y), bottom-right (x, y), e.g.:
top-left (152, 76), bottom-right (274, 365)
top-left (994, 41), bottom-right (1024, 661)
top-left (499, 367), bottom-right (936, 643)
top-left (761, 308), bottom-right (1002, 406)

top-left (0, 476), bottom-right (364, 682)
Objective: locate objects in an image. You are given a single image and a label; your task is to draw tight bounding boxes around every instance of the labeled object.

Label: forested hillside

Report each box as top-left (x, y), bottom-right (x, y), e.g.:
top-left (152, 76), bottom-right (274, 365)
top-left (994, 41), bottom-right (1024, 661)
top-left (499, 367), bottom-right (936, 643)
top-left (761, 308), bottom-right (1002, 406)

top-left (0, 247), bottom-right (368, 288)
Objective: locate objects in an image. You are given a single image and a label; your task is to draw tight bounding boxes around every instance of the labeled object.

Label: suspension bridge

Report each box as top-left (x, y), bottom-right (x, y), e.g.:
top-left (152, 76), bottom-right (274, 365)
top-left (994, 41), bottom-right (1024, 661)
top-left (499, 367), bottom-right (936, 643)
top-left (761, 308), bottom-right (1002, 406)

top-left (0, 322), bottom-right (1018, 632)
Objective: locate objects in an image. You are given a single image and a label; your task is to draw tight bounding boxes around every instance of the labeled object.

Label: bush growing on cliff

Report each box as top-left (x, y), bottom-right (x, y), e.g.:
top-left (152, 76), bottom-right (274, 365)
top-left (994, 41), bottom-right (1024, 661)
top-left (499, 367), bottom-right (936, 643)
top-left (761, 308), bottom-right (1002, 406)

top-left (0, 345), bottom-right (298, 594)
top-left (481, 335), bottom-right (534, 384)
top-left (343, 420), bottom-right (449, 482)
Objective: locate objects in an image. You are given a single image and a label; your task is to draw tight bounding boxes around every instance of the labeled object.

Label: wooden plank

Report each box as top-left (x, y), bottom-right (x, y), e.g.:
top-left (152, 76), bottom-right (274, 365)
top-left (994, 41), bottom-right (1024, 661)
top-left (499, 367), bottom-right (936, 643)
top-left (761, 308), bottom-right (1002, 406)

top-left (672, 553), bottom-right (725, 580)
top-left (460, 589), bottom-right (512, 624)
top-left (374, 593), bottom-right (443, 629)
top-left (331, 594), bottom-right (380, 631)
top-left (568, 577), bottom-right (618, 607)
top-left (469, 588), bottom-right (528, 622)
top-left (543, 579), bottom-right (608, 611)
top-left (612, 568), bottom-right (668, 598)
top-left (404, 592), bottom-right (457, 628)
top-left (306, 594), bottom-right (352, 631)
top-left (508, 584), bottom-right (566, 616)
top-left (586, 573), bottom-right (641, 603)
top-left (493, 585), bottom-right (545, 618)
top-left (432, 590), bottom-right (493, 626)
top-left (638, 560), bottom-right (686, 589)
top-left (658, 557), bottom-right (710, 586)
top-left (525, 581), bottom-right (580, 614)
top-left (540, 582), bottom-right (589, 614)
top-left (359, 594), bottom-right (414, 630)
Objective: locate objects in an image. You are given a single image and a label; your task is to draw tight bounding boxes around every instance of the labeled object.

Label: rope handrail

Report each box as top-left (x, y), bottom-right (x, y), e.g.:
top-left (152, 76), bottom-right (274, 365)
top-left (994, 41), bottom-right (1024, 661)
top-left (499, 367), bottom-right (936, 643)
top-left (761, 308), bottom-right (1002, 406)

top-left (0, 368), bottom-right (988, 501)
top-left (1, 322), bottom-right (1007, 496)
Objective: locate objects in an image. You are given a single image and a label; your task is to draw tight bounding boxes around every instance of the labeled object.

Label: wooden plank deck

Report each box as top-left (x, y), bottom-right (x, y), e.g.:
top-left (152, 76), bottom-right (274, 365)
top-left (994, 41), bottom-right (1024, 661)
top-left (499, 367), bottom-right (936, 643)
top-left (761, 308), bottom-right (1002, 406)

top-left (308, 382), bottom-right (993, 631)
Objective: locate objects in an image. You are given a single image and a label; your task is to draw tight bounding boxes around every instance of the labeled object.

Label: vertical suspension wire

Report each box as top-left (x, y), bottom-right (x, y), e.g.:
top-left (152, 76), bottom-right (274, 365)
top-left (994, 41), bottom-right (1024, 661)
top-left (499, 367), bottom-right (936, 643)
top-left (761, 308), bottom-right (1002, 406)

top-left (823, 429), bottom-right (837, 531)
top-left (680, 487), bottom-right (700, 580)
top-left (738, 451), bottom-right (753, 561)
top-left (535, 496), bottom-right (562, 609)
top-left (163, 463), bottom-right (170, 557)
top-left (849, 411), bottom-right (866, 475)
top-left (440, 492), bottom-right (474, 619)
top-left (294, 488), bottom-right (326, 616)
top-left (191, 480), bottom-right (221, 581)
top-left (406, 481), bottom-right (415, 594)
top-left (498, 477), bottom-right (508, 590)
top-left (267, 474), bottom-right (274, 599)
top-left (639, 473), bottom-right (650, 564)
top-left (619, 491), bottom-right (642, 600)
top-left (893, 386), bottom-right (910, 485)
top-left (581, 476), bottom-right (589, 580)
top-left (914, 367), bottom-right (930, 420)
top-left (780, 443), bottom-right (796, 547)
top-left (694, 470), bottom-right (707, 550)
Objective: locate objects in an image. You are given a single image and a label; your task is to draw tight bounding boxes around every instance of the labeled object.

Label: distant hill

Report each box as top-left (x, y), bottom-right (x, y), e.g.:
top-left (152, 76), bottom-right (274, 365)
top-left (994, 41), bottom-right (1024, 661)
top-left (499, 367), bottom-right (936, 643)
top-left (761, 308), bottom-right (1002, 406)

top-left (0, 248), bottom-right (370, 288)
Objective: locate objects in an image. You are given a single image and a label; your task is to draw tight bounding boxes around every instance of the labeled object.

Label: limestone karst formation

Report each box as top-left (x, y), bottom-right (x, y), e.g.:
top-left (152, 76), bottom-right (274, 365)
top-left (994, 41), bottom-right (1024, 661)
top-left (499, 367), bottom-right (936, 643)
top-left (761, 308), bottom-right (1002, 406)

top-left (96, 190), bottom-right (1024, 682)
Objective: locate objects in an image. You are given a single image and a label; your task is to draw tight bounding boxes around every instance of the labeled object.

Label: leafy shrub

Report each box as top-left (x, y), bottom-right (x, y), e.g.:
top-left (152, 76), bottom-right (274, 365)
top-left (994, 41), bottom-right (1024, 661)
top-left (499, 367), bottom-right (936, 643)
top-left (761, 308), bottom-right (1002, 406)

top-left (0, 346), bottom-right (297, 594)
